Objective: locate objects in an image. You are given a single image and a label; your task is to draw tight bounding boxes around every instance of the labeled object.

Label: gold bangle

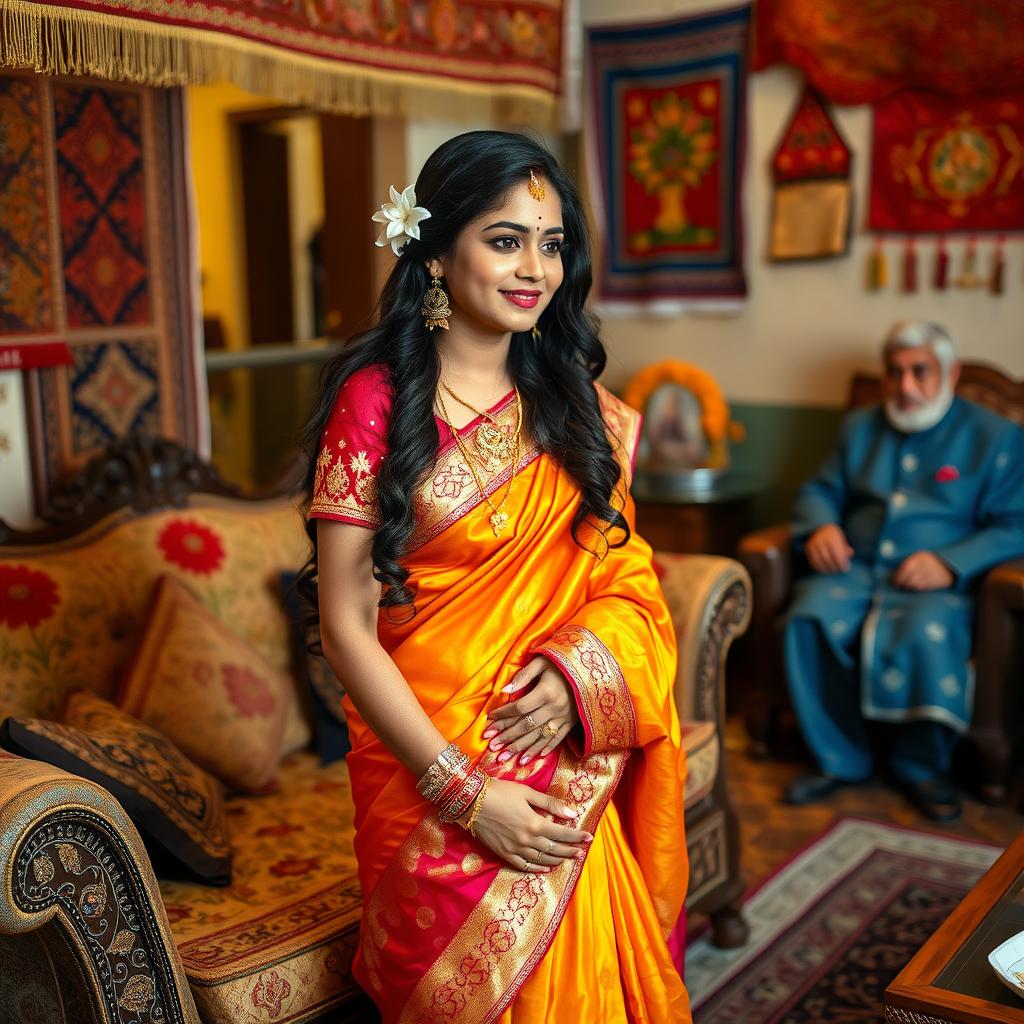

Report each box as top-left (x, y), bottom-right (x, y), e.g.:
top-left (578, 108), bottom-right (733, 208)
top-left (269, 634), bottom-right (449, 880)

top-left (464, 775), bottom-right (492, 837)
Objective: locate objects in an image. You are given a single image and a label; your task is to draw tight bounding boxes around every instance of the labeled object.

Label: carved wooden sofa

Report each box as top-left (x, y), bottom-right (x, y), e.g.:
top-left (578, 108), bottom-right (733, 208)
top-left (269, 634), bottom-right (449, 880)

top-left (0, 436), bottom-right (751, 1024)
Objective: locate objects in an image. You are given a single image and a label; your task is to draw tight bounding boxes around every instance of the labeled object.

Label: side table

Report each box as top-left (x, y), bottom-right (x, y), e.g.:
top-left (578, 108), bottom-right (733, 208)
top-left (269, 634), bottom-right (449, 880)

top-left (632, 473), bottom-right (765, 557)
top-left (885, 830), bottom-right (1024, 1023)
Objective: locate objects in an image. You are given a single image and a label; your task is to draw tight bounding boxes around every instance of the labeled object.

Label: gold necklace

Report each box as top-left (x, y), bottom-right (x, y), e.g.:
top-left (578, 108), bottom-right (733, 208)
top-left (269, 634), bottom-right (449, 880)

top-left (441, 381), bottom-right (520, 472)
top-left (436, 387), bottom-right (522, 537)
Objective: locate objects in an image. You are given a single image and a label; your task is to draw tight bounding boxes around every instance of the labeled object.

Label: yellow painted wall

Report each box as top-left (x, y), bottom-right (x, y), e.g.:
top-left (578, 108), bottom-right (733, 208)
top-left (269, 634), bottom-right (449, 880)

top-left (187, 81), bottom-right (289, 483)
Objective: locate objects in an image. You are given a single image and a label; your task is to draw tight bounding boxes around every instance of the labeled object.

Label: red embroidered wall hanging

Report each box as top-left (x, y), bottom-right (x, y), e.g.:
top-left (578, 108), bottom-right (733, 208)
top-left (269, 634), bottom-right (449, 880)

top-left (868, 90), bottom-right (1024, 234)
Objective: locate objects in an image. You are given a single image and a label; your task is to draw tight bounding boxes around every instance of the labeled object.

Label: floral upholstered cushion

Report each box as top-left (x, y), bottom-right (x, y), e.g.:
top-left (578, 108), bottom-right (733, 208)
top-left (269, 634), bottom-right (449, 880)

top-left (160, 751), bottom-right (365, 1023)
top-left (118, 575), bottom-right (293, 794)
top-left (0, 499), bottom-right (314, 740)
top-left (0, 690), bottom-right (232, 885)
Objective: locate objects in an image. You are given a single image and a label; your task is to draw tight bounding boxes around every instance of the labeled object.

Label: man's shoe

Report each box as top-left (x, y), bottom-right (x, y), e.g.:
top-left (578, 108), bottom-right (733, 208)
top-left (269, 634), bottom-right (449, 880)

top-left (783, 773), bottom-right (865, 806)
top-left (895, 777), bottom-right (962, 823)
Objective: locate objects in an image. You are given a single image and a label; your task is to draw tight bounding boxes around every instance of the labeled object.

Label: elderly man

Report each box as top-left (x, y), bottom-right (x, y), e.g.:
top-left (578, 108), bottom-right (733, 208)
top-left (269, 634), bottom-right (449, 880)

top-left (783, 321), bottom-right (1024, 821)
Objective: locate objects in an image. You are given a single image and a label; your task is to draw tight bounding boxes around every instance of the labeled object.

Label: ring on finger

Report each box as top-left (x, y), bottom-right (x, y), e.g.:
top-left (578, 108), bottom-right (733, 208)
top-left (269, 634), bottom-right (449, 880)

top-left (545, 839), bottom-right (554, 855)
top-left (524, 713), bottom-right (538, 730)
top-left (542, 720), bottom-right (560, 738)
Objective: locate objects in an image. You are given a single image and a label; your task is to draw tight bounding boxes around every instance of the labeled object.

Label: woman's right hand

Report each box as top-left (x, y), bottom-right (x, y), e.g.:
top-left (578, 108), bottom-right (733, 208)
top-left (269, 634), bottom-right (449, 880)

top-left (466, 778), bottom-right (593, 873)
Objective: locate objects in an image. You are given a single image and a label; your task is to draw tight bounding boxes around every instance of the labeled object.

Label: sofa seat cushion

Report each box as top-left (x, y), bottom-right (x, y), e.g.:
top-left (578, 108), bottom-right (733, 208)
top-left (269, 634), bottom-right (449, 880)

top-left (159, 751), bottom-right (363, 1024)
top-left (681, 719), bottom-right (719, 808)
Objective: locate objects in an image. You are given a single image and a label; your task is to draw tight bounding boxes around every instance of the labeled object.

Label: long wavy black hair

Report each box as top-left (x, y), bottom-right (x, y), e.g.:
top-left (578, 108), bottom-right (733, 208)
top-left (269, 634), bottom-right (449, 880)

top-left (297, 130), bottom-right (629, 628)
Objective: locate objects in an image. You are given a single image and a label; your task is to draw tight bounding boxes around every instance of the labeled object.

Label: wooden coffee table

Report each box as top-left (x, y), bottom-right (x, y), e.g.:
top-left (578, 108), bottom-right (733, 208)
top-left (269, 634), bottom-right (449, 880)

top-left (886, 830), bottom-right (1024, 1023)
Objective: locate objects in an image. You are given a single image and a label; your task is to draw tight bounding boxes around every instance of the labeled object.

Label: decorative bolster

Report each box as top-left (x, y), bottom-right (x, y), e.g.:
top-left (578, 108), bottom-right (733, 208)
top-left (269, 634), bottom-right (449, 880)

top-left (0, 755), bottom-right (202, 1024)
top-left (533, 624), bottom-right (638, 757)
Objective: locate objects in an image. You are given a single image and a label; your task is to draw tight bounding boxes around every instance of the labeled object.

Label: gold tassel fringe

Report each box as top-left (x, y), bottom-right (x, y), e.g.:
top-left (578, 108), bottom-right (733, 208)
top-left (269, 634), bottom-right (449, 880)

top-left (0, 0), bottom-right (558, 125)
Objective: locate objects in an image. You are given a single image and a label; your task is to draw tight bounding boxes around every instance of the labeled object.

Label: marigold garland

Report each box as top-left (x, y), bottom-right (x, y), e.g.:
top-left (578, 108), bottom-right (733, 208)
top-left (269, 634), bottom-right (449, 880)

top-left (622, 360), bottom-right (733, 443)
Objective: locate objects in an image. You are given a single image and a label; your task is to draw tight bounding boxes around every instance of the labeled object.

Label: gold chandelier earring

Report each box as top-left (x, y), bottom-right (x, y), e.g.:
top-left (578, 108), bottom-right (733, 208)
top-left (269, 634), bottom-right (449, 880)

top-left (421, 268), bottom-right (451, 331)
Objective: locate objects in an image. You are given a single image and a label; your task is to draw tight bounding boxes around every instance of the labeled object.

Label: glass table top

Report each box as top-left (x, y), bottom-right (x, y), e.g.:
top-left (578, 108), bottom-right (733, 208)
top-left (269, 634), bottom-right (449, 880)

top-left (935, 865), bottom-right (1024, 1009)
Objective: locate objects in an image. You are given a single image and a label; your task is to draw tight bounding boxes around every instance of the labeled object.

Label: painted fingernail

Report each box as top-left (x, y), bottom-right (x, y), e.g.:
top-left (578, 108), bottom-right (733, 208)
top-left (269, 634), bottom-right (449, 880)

top-left (583, 833), bottom-right (594, 842)
top-left (489, 739), bottom-right (504, 751)
top-left (575, 850), bottom-right (586, 859)
top-left (497, 751), bottom-right (514, 763)
top-left (564, 807), bottom-right (580, 817)
top-left (482, 728), bottom-right (497, 739)
top-left (518, 754), bottom-right (531, 766)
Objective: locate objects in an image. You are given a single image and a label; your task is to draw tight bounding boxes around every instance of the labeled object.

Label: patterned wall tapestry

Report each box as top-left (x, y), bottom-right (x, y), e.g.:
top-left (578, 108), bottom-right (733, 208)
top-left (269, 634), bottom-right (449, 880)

top-left (585, 5), bottom-right (750, 310)
top-left (0, 72), bottom-right (204, 517)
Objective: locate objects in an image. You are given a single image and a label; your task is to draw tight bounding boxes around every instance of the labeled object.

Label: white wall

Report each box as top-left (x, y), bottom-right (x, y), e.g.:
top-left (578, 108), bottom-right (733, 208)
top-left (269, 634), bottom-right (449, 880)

top-left (404, 0), bottom-right (1024, 406)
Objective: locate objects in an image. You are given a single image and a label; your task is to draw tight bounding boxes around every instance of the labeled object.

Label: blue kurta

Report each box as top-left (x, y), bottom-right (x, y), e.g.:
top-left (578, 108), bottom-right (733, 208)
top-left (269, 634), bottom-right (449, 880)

top-left (786, 397), bottom-right (1024, 743)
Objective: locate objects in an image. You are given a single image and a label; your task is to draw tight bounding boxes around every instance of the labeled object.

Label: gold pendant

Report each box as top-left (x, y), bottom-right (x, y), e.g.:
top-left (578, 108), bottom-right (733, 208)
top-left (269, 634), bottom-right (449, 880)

top-left (489, 510), bottom-right (509, 536)
top-left (475, 422), bottom-right (512, 470)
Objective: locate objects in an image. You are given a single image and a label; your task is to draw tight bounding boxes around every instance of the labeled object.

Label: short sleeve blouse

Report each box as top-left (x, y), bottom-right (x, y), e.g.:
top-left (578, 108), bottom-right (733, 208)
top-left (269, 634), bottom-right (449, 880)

top-left (307, 364), bottom-right (392, 529)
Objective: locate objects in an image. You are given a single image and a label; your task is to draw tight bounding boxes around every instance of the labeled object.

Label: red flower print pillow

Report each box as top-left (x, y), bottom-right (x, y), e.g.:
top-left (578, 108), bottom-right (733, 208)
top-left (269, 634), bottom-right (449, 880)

top-left (117, 575), bottom-right (293, 793)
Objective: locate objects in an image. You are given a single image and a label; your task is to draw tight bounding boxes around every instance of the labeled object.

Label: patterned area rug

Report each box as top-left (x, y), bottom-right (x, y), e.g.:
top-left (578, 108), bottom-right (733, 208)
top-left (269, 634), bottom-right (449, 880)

top-left (686, 818), bottom-right (1002, 1023)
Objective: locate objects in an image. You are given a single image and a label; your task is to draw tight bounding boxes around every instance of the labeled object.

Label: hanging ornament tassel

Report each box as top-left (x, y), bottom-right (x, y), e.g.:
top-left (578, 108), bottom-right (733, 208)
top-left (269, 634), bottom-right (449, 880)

top-left (867, 236), bottom-right (887, 291)
top-left (934, 236), bottom-right (949, 290)
top-left (902, 236), bottom-right (917, 293)
top-left (955, 234), bottom-right (983, 289)
top-left (990, 234), bottom-right (1005, 295)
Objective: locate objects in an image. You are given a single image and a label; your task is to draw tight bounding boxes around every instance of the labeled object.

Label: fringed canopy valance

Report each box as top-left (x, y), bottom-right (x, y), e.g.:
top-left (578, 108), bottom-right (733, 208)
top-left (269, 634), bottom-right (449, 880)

top-left (0, 0), bottom-right (563, 121)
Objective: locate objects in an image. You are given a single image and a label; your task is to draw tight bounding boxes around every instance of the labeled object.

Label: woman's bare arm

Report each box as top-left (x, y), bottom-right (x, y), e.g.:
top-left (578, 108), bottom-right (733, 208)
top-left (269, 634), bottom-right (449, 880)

top-left (317, 518), bottom-right (448, 777)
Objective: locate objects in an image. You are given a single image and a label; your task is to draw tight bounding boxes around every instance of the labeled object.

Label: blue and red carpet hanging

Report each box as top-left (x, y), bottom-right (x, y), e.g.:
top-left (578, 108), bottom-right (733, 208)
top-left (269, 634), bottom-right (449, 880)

top-left (585, 5), bottom-right (750, 310)
top-left (0, 72), bottom-right (205, 513)
top-left (769, 85), bottom-right (851, 261)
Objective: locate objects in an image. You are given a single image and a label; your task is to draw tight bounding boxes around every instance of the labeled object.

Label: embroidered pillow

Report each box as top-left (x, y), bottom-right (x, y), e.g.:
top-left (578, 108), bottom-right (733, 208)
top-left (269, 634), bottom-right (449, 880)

top-left (278, 571), bottom-right (350, 765)
top-left (0, 690), bottom-right (231, 885)
top-left (118, 575), bottom-right (292, 794)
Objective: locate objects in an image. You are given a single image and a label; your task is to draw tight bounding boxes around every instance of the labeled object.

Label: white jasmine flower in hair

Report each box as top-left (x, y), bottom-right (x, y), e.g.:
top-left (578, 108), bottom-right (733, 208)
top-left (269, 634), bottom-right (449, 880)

top-left (371, 184), bottom-right (431, 256)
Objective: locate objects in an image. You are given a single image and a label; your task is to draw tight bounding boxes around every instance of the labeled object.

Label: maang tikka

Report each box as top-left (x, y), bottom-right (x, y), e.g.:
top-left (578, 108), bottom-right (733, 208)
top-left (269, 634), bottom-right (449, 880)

top-left (421, 268), bottom-right (451, 331)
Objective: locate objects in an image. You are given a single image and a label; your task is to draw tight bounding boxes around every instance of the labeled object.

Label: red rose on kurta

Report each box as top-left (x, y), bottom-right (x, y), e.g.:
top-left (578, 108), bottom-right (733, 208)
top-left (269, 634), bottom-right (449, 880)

top-left (157, 519), bottom-right (225, 575)
top-left (0, 565), bottom-right (60, 629)
top-left (221, 664), bottom-right (276, 718)
top-left (935, 465), bottom-right (960, 482)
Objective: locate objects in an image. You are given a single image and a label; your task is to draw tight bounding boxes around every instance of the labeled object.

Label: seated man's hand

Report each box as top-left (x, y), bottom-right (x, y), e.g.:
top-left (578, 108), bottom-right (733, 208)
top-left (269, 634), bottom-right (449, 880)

top-left (806, 524), bottom-right (854, 574)
top-left (892, 551), bottom-right (955, 591)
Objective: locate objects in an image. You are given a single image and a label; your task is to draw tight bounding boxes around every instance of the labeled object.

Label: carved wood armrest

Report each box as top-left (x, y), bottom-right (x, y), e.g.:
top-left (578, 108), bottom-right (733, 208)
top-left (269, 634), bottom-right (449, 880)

top-left (655, 554), bottom-right (753, 724)
top-left (0, 755), bottom-right (202, 1024)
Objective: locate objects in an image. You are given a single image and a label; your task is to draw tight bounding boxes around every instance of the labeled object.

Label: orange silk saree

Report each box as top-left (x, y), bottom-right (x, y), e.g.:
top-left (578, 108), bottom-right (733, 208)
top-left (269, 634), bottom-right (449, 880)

top-left (308, 365), bottom-right (690, 1023)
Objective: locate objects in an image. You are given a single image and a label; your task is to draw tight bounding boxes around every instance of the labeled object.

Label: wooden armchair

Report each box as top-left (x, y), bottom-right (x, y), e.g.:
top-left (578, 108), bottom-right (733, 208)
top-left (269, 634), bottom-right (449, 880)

top-left (737, 362), bottom-right (1024, 803)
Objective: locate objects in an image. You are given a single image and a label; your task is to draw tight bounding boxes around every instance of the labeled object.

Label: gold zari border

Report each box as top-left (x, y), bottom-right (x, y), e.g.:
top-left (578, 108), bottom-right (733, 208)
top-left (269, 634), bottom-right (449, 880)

top-left (537, 625), bottom-right (638, 755)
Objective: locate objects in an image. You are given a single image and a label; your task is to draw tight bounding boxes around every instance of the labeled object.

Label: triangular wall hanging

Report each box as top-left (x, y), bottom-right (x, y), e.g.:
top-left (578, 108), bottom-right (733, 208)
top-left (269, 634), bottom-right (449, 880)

top-left (769, 84), bottom-right (853, 261)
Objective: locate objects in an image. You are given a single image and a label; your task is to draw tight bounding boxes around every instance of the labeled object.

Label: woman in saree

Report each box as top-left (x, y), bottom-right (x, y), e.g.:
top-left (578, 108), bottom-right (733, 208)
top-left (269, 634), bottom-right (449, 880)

top-left (300, 131), bottom-right (690, 1023)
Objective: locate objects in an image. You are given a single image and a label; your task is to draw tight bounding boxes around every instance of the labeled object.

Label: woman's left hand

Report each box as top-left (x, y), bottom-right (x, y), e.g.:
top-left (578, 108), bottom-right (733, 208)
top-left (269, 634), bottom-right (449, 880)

top-left (483, 655), bottom-right (580, 767)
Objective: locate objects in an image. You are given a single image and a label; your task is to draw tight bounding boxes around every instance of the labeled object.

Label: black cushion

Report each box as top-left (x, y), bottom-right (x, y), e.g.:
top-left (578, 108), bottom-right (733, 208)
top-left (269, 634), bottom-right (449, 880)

top-left (0, 689), bottom-right (232, 885)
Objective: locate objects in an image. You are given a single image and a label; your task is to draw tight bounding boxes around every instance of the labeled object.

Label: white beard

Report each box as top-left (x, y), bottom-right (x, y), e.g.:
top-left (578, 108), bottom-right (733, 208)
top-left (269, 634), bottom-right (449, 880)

top-left (884, 379), bottom-right (954, 433)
